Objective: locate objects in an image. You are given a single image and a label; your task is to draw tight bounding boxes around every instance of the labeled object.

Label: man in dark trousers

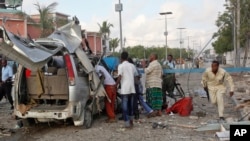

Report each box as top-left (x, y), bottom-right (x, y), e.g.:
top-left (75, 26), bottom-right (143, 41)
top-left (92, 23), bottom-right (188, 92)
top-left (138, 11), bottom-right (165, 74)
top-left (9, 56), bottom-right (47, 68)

top-left (162, 55), bottom-right (176, 109)
top-left (116, 51), bottom-right (137, 128)
top-left (0, 59), bottom-right (14, 109)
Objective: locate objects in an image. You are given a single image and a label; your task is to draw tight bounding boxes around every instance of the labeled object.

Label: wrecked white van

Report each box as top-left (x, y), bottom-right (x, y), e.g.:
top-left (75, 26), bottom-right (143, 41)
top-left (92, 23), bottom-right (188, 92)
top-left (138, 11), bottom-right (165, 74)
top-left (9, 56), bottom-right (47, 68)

top-left (0, 18), bottom-right (107, 128)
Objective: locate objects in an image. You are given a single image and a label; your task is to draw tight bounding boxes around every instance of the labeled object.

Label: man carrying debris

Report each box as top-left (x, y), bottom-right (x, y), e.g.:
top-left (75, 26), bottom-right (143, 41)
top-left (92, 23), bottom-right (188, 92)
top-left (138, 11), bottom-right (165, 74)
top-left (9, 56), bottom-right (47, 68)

top-left (201, 60), bottom-right (234, 121)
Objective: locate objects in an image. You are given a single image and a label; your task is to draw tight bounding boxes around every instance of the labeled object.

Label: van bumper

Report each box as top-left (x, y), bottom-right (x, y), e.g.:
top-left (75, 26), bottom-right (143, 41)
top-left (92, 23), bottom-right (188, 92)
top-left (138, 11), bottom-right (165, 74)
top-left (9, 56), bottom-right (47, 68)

top-left (14, 110), bottom-right (72, 120)
top-left (14, 102), bottom-right (83, 121)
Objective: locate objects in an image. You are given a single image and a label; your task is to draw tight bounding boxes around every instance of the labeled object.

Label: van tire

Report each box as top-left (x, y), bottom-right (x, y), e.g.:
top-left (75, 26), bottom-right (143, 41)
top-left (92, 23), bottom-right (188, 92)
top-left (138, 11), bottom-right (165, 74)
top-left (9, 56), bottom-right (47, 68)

top-left (83, 109), bottom-right (92, 129)
top-left (18, 118), bottom-right (35, 127)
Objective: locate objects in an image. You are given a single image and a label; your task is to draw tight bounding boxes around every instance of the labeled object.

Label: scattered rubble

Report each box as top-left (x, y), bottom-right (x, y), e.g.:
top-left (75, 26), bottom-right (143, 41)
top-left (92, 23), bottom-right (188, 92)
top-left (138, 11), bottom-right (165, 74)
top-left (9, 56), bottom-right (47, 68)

top-left (0, 125), bottom-right (15, 138)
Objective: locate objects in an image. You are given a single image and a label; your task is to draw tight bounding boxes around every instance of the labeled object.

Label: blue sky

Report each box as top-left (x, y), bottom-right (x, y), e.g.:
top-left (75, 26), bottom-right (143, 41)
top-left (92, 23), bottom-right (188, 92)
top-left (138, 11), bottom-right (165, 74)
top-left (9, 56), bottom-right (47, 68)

top-left (23, 0), bottom-right (226, 51)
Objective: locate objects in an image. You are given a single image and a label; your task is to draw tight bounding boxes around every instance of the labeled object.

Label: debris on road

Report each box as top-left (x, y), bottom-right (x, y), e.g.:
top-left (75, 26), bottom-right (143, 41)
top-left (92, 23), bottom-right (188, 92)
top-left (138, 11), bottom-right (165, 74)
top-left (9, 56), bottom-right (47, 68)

top-left (0, 125), bottom-right (15, 138)
top-left (195, 121), bottom-right (250, 132)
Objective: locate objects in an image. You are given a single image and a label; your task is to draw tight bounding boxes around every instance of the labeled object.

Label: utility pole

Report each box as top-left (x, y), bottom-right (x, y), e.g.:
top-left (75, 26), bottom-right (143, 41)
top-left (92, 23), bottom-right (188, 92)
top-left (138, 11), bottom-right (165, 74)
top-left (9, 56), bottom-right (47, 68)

top-left (177, 28), bottom-right (186, 65)
top-left (192, 40), bottom-right (196, 67)
top-left (159, 12), bottom-right (173, 59)
top-left (115, 0), bottom-right (123, 52)
top-left (236, 0), bottom-right (240, 67)
top-left (233, 5), bottom-right (237, 67)
top-left (187, 36), bottom-right (191, 58)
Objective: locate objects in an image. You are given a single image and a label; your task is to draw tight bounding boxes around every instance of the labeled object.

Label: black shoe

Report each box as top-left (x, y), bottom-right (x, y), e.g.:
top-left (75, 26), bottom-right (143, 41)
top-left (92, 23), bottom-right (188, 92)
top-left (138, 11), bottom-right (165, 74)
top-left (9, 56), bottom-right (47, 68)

top-left (161, 104), bottom-right (168, 110)
top-left (118, 116), bottom-right (123, 120)
top-left (219, 117), bottom-right (225, 123)
top-left (219, 117), bottom-right (225, 120)
top-left (134, 111), bottom-right (139, 120)
top-left (11, 106), bottom-right (14, 110)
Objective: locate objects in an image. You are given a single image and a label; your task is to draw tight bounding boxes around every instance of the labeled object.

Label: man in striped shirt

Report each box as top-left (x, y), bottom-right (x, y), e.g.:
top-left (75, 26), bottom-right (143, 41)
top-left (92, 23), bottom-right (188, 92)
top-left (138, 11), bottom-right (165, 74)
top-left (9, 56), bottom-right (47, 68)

top-left (144, 53), bottom-right (163, 116)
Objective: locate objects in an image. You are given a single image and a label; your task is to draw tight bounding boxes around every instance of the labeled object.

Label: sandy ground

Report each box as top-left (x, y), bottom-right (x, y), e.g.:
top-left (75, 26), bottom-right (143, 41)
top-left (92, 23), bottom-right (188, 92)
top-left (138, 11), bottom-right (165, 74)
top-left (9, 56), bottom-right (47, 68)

top-left (0, 64), bottom-right (243, 141)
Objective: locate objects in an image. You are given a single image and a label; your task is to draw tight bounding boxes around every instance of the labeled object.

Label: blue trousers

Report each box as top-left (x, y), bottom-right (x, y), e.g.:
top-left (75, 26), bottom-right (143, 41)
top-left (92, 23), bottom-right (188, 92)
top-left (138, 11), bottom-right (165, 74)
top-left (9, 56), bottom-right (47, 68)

top-left (121, 94), bottom-right (134, 122)
top-left (138, 95), bottom-right (153, 114)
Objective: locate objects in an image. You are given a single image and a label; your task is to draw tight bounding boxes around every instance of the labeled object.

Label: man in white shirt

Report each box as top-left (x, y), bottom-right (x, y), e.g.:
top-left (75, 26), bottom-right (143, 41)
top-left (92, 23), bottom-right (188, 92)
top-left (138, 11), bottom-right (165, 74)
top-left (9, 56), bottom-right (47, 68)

top-left (162, 55), bottom-right (176, 110)
top-left (116, 52), bottom-right (137, 128)
top-left (0, 59), bottom-right (13, 109)
top-left (94, 63), bottom-right (117, 123)
top-left (163, 55), bottom-right (175, 69)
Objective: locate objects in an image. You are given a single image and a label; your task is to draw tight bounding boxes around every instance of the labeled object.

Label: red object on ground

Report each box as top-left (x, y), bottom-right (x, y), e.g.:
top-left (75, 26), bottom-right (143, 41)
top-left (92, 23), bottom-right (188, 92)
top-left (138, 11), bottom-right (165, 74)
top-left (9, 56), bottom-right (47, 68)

top-left (166, 97), bottom-right (193, 116)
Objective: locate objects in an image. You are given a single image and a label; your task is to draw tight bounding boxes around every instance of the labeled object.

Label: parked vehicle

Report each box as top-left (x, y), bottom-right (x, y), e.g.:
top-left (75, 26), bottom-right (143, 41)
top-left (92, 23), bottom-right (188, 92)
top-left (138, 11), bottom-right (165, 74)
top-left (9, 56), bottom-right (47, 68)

top-left (0, 18), bottom-right (106, 128)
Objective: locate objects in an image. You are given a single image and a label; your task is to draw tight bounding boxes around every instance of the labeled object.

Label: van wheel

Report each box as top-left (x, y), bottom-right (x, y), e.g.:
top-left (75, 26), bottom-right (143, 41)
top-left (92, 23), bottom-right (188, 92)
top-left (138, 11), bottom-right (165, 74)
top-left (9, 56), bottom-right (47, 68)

top-left (83, 109), bottom-right (92, 129)
top-left (18, 118), bottom-right (35, 128)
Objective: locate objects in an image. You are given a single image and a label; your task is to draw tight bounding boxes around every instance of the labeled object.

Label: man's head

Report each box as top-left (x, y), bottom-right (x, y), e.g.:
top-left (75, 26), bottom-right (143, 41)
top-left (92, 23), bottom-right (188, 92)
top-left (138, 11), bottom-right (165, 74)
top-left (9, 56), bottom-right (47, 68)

top-left (167, 55), bottom-right (173, 61)
top-left (128, 57), bottom-right (134, 64)
top-left (1, 59), bottom-right (7, 67)
top-left (149, 53), bottom-right (158, 62)
top-left (121, 51), bottom-right (129, 61)
top-left (211, 60), bottom-right (219, 73)
top-left (91, 57), bottom-right (99, 67)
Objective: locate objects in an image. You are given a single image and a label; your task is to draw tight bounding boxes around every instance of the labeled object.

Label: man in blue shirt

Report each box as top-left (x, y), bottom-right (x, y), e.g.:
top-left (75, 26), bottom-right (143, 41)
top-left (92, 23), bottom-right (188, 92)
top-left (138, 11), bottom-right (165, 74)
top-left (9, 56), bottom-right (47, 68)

top-left (0, 59), bottom-right (14, 109)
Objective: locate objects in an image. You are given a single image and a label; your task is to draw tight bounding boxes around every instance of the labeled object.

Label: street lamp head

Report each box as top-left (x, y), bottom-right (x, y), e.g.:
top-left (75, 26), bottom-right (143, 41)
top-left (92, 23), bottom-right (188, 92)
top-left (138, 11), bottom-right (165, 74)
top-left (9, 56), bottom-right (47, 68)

top-left (159, 12), bottom-right (173, 15)
top-left (177, 27), bottom-right (186, 30)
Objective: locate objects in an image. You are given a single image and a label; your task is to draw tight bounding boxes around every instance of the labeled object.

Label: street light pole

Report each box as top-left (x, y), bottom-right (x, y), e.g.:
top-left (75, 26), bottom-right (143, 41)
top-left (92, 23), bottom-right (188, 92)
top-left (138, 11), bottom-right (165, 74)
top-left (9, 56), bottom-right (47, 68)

top-left (115, 0), bottom-right (123, 52)
top-left (159, 12), bottom-right (172, 59)
top-left (177, 28), bottom-right (186, 65)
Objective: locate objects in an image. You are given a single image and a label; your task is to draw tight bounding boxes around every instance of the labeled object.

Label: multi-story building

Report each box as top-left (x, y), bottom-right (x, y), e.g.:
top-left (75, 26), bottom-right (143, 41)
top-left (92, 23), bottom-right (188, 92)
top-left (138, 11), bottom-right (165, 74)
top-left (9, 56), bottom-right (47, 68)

top-left (0, 2), bottom-right (103, 56)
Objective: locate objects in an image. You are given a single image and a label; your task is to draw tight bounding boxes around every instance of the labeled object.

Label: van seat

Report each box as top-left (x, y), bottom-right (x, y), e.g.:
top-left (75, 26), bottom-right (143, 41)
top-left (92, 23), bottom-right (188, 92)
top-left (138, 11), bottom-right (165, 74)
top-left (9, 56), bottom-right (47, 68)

top-left (57, 68), bottom-right (66, 76)
top-left (47, 67), bottom-right (57, 74)
top-left (27, 69), bottom-right (68, 100)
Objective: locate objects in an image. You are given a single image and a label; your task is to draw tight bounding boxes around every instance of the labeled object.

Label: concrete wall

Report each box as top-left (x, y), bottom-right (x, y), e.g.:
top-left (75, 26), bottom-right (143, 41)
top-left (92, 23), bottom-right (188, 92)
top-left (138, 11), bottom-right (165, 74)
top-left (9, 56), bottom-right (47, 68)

top-left (0, 18), bottom-right (26, 37)
top-left (225, 49), bottom-right (250, 67)
top-left (27, 24), bottom-right (41, 39)
top-left (86, 32), bottom-right (102, 55)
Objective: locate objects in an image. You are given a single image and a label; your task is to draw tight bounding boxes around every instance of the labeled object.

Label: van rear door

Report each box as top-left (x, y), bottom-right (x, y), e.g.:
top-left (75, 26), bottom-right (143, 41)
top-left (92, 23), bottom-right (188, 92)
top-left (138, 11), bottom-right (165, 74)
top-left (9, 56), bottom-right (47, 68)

top-left (0, 27), bottom-right (62, 70)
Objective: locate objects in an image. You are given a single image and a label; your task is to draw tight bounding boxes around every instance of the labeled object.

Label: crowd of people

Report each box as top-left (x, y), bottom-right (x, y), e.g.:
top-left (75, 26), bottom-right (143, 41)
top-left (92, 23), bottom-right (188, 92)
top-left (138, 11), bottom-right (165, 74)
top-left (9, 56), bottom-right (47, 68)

top-left (93, 51), bottom-right (235, 129)
top-left (0, 51), bottom-right (235, 129)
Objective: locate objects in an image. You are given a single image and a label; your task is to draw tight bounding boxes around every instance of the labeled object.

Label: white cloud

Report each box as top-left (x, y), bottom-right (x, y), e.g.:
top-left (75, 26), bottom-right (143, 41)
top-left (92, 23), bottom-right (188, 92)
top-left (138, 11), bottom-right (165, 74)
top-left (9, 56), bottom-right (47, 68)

top-left (21, 0), bottom-right (226, 52)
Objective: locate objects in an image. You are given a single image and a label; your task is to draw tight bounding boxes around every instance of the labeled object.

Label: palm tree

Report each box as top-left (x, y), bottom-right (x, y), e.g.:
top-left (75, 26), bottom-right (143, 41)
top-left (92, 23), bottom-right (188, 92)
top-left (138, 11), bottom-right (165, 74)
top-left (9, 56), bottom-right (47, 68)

top-left (109, 38), bottom-right (119, 53)
top-left (97, 21), bottom-right (113, 39)
top-left (34, 2), bottom-right (58, 37)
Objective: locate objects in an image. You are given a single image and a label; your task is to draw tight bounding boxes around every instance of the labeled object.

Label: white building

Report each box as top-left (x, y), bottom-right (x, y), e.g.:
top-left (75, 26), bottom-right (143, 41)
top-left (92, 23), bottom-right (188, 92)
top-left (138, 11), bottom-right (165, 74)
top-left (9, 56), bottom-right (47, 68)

top-left (225, 48), bottom-right (250, 67)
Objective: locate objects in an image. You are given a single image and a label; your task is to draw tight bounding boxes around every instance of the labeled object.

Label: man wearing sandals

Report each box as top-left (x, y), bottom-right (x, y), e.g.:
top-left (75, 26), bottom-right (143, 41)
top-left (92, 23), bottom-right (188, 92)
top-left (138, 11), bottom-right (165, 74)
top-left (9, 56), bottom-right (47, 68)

top-left (144, 53), bottom-right (163, 116)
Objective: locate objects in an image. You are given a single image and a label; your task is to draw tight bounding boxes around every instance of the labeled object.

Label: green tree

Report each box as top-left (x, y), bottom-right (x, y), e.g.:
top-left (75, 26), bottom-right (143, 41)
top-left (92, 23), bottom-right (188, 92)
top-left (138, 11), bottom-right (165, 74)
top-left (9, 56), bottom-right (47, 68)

top-left (98, 21), bottom-right (113, 39)
top-left (212, 11), bottom-right (234, 54)
top-left (34, 2), bottom-right (58, 37)
top-left (212, 0), bottom-right (250, 55)
top-left (109, 38), bottom-right (119, 52)
top-left (121, 45), bottom-right (188, 60)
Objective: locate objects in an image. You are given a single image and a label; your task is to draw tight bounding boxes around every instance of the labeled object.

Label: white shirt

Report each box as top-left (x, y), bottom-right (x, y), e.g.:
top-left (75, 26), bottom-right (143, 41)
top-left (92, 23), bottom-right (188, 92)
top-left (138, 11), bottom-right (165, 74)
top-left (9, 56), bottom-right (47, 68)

top-left (2, 65), bottom-right (13, 81)
top-left (163, 60), bottom-right (175, 69)
top-left (118, 61), bottom-right (137, 95)
top-left (95, 65), bottom-right (115, 85)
